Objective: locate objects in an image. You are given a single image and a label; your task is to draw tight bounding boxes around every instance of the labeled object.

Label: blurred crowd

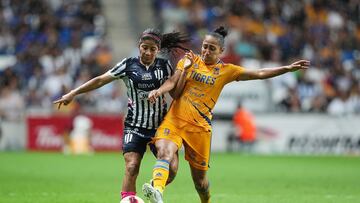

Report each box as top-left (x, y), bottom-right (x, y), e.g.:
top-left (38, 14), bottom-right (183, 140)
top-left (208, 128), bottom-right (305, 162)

top-left (0, 0), bottom-right (125, 121)
top-left (152, 0), bottom-right (360, 115)
top-left (1, 0), bottom-right (360, 122)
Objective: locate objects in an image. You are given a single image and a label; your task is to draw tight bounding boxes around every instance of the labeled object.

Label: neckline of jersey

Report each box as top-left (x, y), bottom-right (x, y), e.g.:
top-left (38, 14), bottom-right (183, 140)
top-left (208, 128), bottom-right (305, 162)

top-left (138, 57), bottom-right (157, 71)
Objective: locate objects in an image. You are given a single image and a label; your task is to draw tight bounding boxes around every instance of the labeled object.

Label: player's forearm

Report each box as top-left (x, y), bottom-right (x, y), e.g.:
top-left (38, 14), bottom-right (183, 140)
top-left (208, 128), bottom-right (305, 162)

top-left (256, 66), bottom-right (290, 79)
top-left (171, 70), bottom-right (187, 99)
top-left (71, 76), bottom-right (108, 96)
top-left (158, 79), bottom-right (177, 96)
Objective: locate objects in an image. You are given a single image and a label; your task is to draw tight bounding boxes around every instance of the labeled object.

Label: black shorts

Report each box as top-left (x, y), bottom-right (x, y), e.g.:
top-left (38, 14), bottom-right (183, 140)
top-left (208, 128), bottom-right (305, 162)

top-left (122, 125), bottom-right (157, 156)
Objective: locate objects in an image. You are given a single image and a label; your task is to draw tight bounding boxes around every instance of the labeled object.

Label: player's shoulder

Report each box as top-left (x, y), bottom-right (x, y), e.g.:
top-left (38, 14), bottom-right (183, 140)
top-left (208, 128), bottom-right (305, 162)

top-left (155, 57), bottom-right (170, 65)
top-left (222, 62), bottom-right (244, 70)
top-left (125, 57), bottom-right (139, 64)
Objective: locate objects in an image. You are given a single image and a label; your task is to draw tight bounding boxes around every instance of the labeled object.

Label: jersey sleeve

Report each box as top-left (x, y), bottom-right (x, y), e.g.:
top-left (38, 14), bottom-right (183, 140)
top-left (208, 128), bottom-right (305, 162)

top-left (165, 59), bottom-right (174, 75)
top-left (226, 64), bottom-right (246, 83)
top-left (176, 57), bottom-right (186, 72)
top-left (107, 58), bottom-right (128, 79)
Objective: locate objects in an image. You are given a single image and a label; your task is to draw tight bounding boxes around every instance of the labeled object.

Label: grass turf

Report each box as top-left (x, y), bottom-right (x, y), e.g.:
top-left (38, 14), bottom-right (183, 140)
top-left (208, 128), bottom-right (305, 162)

top-left (0, 152), bottom-right (359, 203)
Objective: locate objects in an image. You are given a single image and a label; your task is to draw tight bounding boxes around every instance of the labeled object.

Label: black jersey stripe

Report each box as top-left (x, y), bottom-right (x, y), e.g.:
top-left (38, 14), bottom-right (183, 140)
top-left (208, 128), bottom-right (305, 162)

top-left (146, 100), bottom-right (151, 128)
top-left (140, 100), bottom-right (145, 128)
top-left (152, 102), bottom-right (156, 129)
top-left (157, 95), bottom-right (162, 127)
top-left (166, 60), bottom-right (173, 75)
top-left (128, 79), bottom-right (136, 126)
top-left (132, 80), bottom-right (140, 126)
top-left (154, 98), bottom-right (160, 128)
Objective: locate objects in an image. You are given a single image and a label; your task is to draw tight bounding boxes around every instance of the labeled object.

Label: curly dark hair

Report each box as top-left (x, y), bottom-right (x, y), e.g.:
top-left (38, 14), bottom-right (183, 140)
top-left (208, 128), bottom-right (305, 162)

top-left (140, 28), bottom-right (191, 53)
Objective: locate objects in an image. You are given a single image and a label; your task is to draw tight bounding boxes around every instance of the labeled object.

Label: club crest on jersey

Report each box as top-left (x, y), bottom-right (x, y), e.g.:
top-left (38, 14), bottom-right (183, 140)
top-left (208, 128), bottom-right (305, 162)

top-left (141, 73), bottom-right (152, 80)
top-left (213, 67), bottom-right (220, 75)
top-left (163, 128), bottom-right (170, 136)
top-left (154, 69), bottom-right (163, 80)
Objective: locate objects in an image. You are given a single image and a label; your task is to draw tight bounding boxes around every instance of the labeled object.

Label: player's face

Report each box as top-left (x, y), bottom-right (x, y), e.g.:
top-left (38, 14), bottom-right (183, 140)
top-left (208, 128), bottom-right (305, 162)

top-left (201, 35), bottom-right (224, 65)
top-left (139, 39), bottom-right (159, 66)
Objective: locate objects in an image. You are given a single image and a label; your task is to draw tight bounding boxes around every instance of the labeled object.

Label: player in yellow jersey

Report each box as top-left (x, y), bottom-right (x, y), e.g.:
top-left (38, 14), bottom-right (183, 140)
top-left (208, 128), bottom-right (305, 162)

top-left (142, 26), bottom-right (310, 203)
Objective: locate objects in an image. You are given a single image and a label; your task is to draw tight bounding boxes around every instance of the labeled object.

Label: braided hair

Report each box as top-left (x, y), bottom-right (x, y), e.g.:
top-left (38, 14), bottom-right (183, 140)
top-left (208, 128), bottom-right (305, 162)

top-left (208, 26), bottom-right (228, 48)
top-left (139, 28), bottom-right (190, 53)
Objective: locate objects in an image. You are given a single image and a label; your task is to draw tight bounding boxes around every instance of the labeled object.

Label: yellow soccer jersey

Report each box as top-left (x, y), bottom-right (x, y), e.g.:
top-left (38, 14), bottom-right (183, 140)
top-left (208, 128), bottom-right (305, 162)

top-left (165, 54), bottom-right (245, 132)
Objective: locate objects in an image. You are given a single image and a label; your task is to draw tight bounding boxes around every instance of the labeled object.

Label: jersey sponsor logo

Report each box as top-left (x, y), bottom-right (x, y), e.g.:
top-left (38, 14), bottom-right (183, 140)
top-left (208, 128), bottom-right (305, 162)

top-left (138, 83), bottom-right (155, 89)
top-left (138, 90), bottom-right (149, 99)
top-left (188, 88), bottom-right (205, 98)
top-left (124, 128), bottom-right (145, 138)
top-left (189, 70), bottom-right (216, 85)
top-left (141, 73), bottom-right (152, 80)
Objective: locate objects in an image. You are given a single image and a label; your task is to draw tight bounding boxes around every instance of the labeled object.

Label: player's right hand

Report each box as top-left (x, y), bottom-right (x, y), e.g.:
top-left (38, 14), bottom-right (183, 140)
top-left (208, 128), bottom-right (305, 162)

top-left (183, 50), bottom-right (194, 70)
top-left (148, 89), bottom-right (161, 103)
top-left (53, 92), bottom-right (75, 109)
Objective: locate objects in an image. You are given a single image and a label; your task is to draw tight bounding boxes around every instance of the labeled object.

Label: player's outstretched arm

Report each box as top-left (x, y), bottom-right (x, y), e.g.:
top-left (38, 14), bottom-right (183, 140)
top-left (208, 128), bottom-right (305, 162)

top-left (53, 72), bottom-right (115, 109)
top-left (236, 60), bottom-right (310, 81)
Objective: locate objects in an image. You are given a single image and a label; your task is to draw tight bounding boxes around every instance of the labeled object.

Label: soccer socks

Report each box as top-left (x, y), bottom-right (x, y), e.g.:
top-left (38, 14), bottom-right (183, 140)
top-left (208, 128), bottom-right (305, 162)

top-left (152, 159), bottom-right (170, 193)
top-left (121, 191), bottom-right (136, 199)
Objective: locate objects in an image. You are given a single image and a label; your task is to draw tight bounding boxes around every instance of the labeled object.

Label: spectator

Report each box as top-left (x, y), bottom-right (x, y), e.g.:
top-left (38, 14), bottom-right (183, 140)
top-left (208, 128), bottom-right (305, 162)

top-left (228, 101), bottom-right (257, 152)
top-left (153, 0), bottom-right (360, 114)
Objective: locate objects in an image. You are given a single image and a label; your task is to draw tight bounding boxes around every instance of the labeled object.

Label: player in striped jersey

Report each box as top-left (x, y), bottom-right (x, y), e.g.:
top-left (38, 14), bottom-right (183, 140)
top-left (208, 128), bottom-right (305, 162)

top-left (142, 26), bottom-right (310, 203)
top-left (53, 28), bottom-right (190, 201)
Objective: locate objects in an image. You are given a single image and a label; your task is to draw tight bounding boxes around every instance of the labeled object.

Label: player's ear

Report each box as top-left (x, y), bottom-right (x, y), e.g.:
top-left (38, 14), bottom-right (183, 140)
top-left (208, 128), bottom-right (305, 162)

top-left (220, 46), bottom-right (225, 54)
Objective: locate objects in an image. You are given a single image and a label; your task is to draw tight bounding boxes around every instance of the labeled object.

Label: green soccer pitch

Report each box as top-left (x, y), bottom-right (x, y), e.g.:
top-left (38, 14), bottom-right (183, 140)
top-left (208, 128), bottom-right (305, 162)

top-left (0, 152), bottom-right (359, 203)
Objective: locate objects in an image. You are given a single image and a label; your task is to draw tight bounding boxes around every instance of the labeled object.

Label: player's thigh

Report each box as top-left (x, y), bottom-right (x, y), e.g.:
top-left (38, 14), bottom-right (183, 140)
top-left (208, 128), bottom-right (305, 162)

top-left (155, 138), bottom-right (179, 160)
top-left (154, 121), bottom-right (183, 158)
top-left (183, 130), bottom-right (211, 170)
top-left (122, 126), bottom-right (154, 156)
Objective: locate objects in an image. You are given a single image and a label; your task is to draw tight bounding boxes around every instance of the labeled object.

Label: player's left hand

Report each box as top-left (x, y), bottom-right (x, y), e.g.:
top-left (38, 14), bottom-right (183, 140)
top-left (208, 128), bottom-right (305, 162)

top-left (148, 89), bottom-right (161, 103)
top-left (286, 60), bottom-right (310, 72)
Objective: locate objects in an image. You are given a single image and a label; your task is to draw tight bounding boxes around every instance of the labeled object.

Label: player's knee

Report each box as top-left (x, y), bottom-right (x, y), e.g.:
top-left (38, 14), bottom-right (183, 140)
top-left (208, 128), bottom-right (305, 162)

top-left (156, 148), bottom-right (174, 162)
top-left (194, 179), bottom-right (210, 195)
top-left (125, 162), bottom-right (140, 177)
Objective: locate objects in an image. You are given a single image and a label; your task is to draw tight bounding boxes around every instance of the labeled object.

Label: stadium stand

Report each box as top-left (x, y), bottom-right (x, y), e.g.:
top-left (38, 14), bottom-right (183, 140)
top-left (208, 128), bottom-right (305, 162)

top-left (0, 0), bottom-right (129, 121)
top-left (152, 0), bottom-right (360, 115)
top-left (0, 0), bottom-right (359, 124)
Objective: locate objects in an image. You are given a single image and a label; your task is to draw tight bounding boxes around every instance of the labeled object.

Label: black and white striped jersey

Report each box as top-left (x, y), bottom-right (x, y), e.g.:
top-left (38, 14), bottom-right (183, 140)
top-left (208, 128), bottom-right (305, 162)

top-left (108, 57), bottom-right (173, 129)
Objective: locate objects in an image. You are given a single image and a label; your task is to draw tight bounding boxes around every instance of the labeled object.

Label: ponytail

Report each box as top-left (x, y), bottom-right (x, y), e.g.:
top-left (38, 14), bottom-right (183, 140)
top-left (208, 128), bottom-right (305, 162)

top-left (208, 26), bottom-right (228, 48)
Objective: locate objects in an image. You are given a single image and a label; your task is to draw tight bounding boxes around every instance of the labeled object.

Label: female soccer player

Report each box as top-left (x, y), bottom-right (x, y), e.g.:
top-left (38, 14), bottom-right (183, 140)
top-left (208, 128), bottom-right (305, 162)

top-left (142, 26), bottom-right (310, 203)
top-left (53, 28), bottom-right (190, 200)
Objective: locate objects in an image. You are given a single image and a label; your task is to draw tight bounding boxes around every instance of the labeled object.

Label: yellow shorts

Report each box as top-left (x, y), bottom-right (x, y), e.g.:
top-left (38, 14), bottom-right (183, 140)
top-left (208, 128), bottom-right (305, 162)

top-left (154, 118), bottom-right (211, 171)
